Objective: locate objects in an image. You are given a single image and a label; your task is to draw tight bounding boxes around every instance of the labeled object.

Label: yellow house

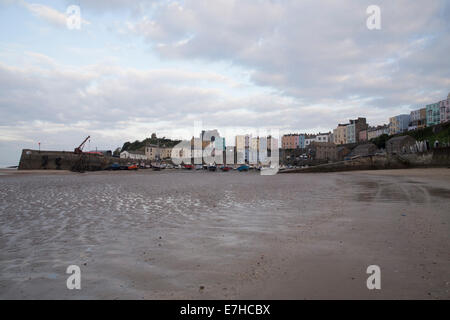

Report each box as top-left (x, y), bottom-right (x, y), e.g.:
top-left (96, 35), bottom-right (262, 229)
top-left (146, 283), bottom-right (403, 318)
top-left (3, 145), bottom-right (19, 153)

top-left (333, 124), bottom-right (347, 145)
top-left (145, 144), bottom-right (173, 160)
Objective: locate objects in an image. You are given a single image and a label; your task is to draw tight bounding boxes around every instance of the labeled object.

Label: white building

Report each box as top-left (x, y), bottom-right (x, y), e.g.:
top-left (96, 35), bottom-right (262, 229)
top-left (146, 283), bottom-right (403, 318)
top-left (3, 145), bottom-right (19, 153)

top-left (315, 132), bottom-right (333, 143)
top-left (120, 150), bottom-right (147, 160)
top-left (367, 125), bottom-right (389, 140)
top-left (305, 135), bottom-right (316, 147)
top-left (439, 93), bottom-right (450, 123)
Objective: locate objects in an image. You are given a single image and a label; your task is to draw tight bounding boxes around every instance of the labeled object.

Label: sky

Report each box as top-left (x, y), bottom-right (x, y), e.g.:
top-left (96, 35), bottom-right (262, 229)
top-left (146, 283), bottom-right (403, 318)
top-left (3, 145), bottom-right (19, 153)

top-left (0, 0), bottom-right (449, 166)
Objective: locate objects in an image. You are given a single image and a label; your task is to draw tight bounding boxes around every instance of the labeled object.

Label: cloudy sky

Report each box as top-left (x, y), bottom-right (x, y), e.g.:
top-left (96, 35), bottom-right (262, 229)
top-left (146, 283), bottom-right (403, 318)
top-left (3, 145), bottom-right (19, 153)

top-left (0, 0), bottom-right (449, 165)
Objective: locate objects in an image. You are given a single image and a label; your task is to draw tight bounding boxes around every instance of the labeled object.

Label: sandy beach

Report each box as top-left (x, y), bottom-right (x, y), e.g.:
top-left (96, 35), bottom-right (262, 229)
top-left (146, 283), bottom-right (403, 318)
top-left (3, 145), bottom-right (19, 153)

top-left (0, 168), bottom-right (449, 299)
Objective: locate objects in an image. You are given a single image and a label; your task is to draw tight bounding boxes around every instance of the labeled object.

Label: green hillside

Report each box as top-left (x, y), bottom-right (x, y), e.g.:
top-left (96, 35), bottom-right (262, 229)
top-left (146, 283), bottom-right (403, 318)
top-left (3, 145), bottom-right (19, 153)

top-left (120, 133), bottom-right (181, 153)
top-left (368, 122), bottom-right (450, 149)
top-left (402, 121), bottom-right (450, 145)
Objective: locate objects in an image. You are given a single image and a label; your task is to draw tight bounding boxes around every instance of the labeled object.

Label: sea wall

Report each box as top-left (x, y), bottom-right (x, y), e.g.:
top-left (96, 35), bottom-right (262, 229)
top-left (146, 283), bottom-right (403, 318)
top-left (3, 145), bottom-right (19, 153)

top-left (431, 146), bottom-right (450, 166)
top-left (18, 149), bottom-right (151, 171)
top-left (280, 148), bottom-right (450, 173)
top-left (280, 155), bottom-right (400, 173)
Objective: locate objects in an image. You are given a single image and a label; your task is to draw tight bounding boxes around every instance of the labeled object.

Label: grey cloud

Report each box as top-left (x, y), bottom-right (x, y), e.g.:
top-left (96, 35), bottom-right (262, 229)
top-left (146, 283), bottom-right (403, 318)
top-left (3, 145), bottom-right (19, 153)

top-left (2, 0), bottom-right (450, 165)
top-left (126, 0), bottom-right (450, 109)
top-left (1, 57), bottom-right (340, 156)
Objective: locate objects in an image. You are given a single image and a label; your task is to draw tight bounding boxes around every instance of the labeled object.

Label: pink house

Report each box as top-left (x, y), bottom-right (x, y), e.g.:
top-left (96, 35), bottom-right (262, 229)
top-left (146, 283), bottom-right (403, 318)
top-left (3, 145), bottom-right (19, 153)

top-left (282, 134), bottom-right (299, 149)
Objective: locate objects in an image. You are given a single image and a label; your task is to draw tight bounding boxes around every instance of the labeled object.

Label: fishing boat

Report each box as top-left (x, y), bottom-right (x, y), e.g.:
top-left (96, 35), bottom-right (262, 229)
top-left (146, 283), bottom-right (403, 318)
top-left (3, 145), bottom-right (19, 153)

top-left (183, 164), bottom-right (194, 170)
top-left (220, 166), bottom-right (231, 172)
top-left (105, 163), bottom-right (120, 170)
top-left (128, 164), bottom-right (138, 170)
top-left (208, 164), bottom-right (217, 171)
top-left (195, 164), bottom-right (203, 170)
top-left (237, 164), bottom-right (249, 172)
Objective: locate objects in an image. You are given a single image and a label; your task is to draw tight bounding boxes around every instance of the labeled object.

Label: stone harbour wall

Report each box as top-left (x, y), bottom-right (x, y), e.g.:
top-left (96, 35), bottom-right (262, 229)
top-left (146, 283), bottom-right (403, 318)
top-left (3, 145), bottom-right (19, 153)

top-left (18, 149), bottom-right (152, 171)
top-left (280, 148), bottom-right (450, 173)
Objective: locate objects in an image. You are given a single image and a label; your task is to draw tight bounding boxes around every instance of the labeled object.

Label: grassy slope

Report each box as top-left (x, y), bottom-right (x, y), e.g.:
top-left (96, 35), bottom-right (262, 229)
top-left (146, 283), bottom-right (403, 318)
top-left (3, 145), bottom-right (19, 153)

top-left (370, 122), bottom-right (450, 149)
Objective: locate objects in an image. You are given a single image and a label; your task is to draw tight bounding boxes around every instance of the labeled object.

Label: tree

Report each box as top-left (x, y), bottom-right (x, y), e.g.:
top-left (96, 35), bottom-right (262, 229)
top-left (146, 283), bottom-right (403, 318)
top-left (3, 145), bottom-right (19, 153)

top-left (121, 134), bottom-right (181, 152)
top-left (121, 141), bottom-right (131, 151)
top-left (370, 134), bottom-right (389, 149)
top-left (113, 147), bottom-right (121, 157)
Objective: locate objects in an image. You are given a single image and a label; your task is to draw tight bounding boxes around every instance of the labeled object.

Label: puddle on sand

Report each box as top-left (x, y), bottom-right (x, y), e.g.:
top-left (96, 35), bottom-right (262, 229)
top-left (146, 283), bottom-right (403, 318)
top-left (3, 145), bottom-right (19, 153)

top-left (427, 187), bottom-right (450, 199)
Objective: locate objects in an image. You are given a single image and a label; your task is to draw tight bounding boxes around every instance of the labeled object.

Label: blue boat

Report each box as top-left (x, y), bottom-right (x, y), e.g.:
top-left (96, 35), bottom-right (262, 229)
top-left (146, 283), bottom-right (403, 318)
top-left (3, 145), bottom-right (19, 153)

top-left (105, 163), bottom-right (120, 170)
top-left (237, 165), bottom-right (249, 172)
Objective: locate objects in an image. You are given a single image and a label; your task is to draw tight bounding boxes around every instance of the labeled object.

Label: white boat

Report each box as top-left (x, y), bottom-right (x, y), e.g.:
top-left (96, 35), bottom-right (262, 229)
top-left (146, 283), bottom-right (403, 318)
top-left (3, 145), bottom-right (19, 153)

top-left (260, 166), bottom-right (279, 176)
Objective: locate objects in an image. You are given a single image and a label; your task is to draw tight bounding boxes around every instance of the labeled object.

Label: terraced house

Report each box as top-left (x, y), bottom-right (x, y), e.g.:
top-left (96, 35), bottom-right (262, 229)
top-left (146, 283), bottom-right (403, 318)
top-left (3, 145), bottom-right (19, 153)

top-left (333, 124), bottom-right (348, 145)
top-left (367, 125), bottom-right (389, 140)
top-left (389, 114), bottom-right (410, 135)
top-left (346, 117), bottom-right (367, 144)
top-left (315, 132), bottom-right (333, 143)
top-left (426, 102), bottom-right (441, 127)
top-left (439, 93), bottom-right (450, 123)
top-left (409, 108), bottom-right (427, 130)
top-left (346, 122), bottom-right (356, 143)
top-left (282, 134), bottom-right (302, 149)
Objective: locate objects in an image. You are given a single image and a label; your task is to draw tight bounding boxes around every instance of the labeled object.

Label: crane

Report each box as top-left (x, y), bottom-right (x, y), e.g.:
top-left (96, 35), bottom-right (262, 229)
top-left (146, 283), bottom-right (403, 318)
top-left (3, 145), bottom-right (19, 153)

top-left (74, 136), bottom-right (90, 154)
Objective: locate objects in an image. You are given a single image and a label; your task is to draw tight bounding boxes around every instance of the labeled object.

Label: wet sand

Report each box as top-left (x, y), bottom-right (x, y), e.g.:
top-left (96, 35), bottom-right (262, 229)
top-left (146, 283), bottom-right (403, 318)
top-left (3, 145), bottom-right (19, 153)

top-left (0, 168), bottom-right (449, 299)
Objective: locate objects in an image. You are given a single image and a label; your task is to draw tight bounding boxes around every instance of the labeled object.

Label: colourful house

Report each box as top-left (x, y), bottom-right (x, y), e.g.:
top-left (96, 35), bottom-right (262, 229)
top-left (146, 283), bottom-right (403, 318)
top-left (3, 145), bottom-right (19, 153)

top-left (439, 93), bottom-right (450, 123)
top-left (426, 103), bottom-right (441, 126)
top-left (389, 114), bottom-right (410, 135)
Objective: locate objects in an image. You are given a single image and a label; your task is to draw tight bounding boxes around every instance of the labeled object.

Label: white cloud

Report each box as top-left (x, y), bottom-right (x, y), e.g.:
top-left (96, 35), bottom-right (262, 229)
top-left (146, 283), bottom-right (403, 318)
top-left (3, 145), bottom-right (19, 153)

top-left (22, 1), bottom-right (90, 28)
